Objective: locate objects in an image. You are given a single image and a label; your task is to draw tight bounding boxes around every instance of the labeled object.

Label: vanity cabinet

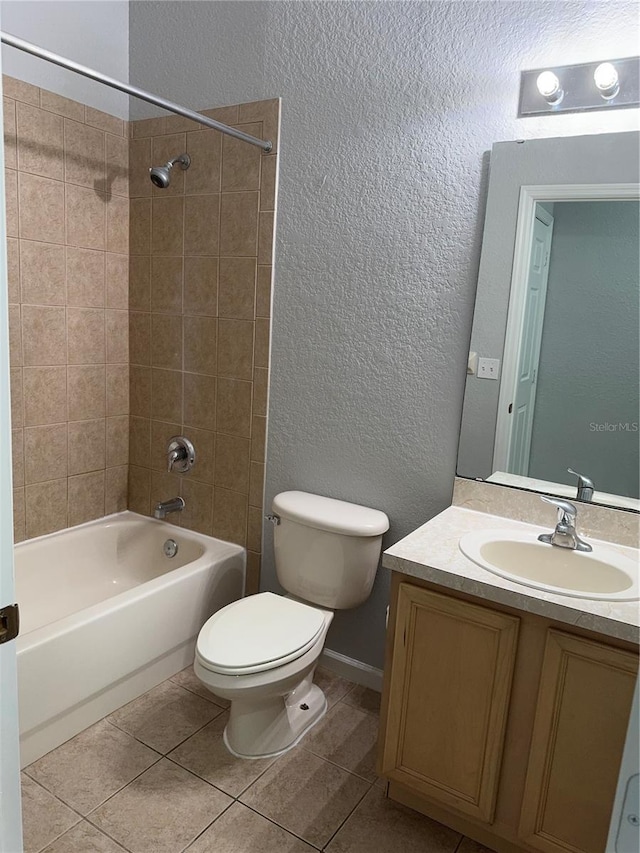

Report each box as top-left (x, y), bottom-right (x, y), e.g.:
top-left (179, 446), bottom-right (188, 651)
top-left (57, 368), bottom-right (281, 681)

top-left (378, 574), bottom-right (639, 853)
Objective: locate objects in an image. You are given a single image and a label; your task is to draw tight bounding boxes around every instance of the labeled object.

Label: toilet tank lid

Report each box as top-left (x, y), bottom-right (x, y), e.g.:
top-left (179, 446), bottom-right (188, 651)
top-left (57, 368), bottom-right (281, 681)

top-left (272, 491), bottom-right (389, 537)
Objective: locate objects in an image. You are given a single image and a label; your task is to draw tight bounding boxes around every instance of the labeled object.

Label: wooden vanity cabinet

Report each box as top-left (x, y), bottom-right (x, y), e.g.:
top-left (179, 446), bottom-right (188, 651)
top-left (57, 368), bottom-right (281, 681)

top-left (378, 573), bottom-right (639, 853)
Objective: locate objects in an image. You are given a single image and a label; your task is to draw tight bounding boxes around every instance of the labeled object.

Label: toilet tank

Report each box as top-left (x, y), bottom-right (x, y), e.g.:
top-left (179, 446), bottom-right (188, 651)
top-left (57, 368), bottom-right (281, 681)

top-left (272, 491), bottom-right (389, 609)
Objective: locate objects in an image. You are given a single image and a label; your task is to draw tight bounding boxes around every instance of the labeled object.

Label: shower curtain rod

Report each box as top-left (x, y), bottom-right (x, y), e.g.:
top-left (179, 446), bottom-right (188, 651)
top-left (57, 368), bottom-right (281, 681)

top-left (0, 31), bottom-right (272, 152)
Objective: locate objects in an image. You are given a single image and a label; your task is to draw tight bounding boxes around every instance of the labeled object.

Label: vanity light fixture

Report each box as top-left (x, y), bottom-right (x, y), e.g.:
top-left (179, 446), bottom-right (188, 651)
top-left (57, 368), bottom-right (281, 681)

top-left (519, 56), bottom-right (639, 116)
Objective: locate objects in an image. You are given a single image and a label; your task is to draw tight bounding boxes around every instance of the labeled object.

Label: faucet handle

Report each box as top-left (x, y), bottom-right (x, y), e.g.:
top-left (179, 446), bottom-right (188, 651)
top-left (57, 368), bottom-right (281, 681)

top-left (541, 495), bottom-right (577, 525)
top-left (167, 436), bottom-right (196, 473)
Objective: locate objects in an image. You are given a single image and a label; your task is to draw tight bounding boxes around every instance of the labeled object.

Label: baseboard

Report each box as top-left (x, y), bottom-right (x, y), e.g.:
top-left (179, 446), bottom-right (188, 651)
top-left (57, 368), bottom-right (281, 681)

top-left (320, 648), bottom-right (384, 692)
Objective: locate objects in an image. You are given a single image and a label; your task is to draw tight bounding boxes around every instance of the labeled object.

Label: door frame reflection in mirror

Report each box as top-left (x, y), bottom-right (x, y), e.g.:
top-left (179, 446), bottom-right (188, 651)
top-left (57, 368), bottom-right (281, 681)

top-left (494, 183), bottom-right (640, 476)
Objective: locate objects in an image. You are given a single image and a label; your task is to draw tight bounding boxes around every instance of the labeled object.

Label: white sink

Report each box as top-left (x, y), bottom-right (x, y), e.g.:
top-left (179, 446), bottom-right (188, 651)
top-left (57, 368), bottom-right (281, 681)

top-left (459, 530), bottom-right (639, 601)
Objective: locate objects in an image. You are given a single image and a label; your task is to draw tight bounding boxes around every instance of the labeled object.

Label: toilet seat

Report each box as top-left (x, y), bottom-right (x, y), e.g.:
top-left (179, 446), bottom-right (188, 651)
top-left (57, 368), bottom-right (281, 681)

top-left (197, 592), bottom-right (327, 676)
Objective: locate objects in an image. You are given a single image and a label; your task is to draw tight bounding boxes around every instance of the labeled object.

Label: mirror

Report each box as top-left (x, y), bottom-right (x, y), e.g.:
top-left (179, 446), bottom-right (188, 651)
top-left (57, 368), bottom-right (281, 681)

top-left (458, 131), bottom-right (639, 511)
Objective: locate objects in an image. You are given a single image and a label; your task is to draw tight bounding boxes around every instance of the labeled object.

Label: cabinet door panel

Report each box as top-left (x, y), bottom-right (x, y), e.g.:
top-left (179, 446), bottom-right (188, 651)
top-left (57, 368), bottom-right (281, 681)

top-left (519, 630), bottom-right (638, 853)
top-left (380, 584), bottom-right (519, 822)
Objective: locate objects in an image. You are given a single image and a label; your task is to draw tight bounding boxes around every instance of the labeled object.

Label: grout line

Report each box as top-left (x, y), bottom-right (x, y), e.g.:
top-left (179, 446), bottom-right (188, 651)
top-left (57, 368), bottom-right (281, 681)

top-left (239, 800), bottom-right (325, 852)
top-left (320, 776), bottom-right (373, 851)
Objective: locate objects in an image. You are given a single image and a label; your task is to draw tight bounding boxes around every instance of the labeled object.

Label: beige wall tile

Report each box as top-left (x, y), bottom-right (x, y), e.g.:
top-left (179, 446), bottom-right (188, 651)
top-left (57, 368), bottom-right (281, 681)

top-left (246, 551), bottom-right (261, 595)
top-left (258, 211), bottom-right (274, 265)
top-left (222, 123), bottom-right (262, 192)
top-left (151, 196), bottom-right (184, 255)
top-left (184, 194), bottom-right (220, 256)
top-left (238, 99), bottom-right (280, 154)
top-left (219, 192), bottom-right (258, 256)
top-left (85, 106), bottom-right (124, 137)
top-left (149, 420), bottom-right (182, 473)
top-left (184, 315), bottom-right (216, 375)
top-left (106, 253), bottom-right (129, 309)
top-left (251, 415), bottom-right (267, 462)
top-left (13, 487), bottom-right (25, 543)
top-left (67, 307), bottom-right (106, 364)
top-left (66, 247), bottom-right (105, 308)
top-left (130, 365), bottom-right (151, 418)
top-left (39, 89), bottom-right (84, 122)
top-left (151, 256), bottom-right (183, 313)
top-left (218, 257), bottom-right (256, 319)
top-left (25, 478), bottom-right (67, 538)
top-left (212, 487), bottom-right (247, 547)
top-left (11, 428), bottom-right (24, 487)
top-left (179, 479), bottom-right (213, 535)
top-left (217, 319), bottom-right (254, 380)
top-left (107, 194), bottom-right (130, 254)
top-left (106, 416), bottom-right (129, 467)
top-left (105, 465), bottom-right (128, 514)
top-left (20, 240), bottom-right (66, 305)
top-left (8, 304), bottom-right (22, 366)
top-left (67, 365), bottom-right (106, 421)
top-left (185, 130), bottom-right (221, 195)
top-left (68, 419), bottom-right (106, 475)
top-left (128, 137), bottom-right (152, 198)
top-left (23, 366), bottom-right (66, 426)
top-left (4, 168), bottom-right (18, 237)
top-left (183, 426), bottom-right (215, 484)
top-left (19, 172), bottom-right (65, 243)
top-left (3, 97), bottom-right (17, 169)
top-left (16, 102), bottom-right (63, 180)
top-left (106, 310), bottom-right (129, 363)
top-left (217, 378), bottom-right (252, 437)
top-left (152, 133), bottom-right (187, 196)
top-left (106, 364), bottom-right (129, 416)
top-left (150, 471), bottom-right (178, 511)
top-left (254, 317), bottom-right (270, 369)
top-left (247, 506), bottom-right (263, 553)
top-left (130, 416), bottom-right (151, 467)
top-left (202, 105), bottom-right (239, 125)
top-left (129, 311), bottom-right (151, 365)
top-left (260, 155), bottom-right (277, 212)
top-left (128, 465), bottom-right (151, 515)
top-left (10, 367), bottom-right (23, 429)
top-left (256, 265), bottom-right (272, 318)
top-left (24, 423), bottom-right (68, 484)
top-left (252, 368), bottom-right (268, 418)
top-left (22, 305), bottom-right (67, 365)
top-left (68, 470), bottom-right (105, 526)
top-left (183, 372), bottom-right (215, 430)
top-left (164, 114), bottom-right (203, 134)
top-left (6, 237), bottom-right (19, 302)
top-left (129, 256), bottom-right (151, 310)
top-left (184, 256), bottom-right (217, 316)
top-left (151, 368), bottom-right (183, 422)
top-left (66, 184), bottom-right (106, 250)
top-left (130, 198), bottom-right (151, 253)
top-left (132, 116), bottom-right (167, 138)
top-left (151, 313), bottom-right (183, 370)
top-left (64, 119), bottom-right (105, 189)
top-left (215, 433), bottom-right (250, 493)
top-left (2, 75), bottom-right (39, 106)
top-left (106, 133), bottom-right (129, 197)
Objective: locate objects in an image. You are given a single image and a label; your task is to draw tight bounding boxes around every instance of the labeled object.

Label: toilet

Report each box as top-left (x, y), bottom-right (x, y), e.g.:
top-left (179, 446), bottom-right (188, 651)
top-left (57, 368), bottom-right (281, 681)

top-left (194, 490), bottom-right (389, 759)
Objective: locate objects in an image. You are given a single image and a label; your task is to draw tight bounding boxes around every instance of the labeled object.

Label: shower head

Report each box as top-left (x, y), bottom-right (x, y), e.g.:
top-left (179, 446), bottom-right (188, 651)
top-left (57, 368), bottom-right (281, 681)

top-left (149, 153), bottom-right (191, 188)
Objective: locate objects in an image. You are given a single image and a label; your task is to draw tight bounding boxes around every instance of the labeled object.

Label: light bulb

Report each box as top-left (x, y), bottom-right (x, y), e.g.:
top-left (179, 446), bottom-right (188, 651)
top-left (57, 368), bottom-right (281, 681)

top-left (536, 71), bottom-right (564, 105)
top-left (594, 62), bottom-right (619, 99)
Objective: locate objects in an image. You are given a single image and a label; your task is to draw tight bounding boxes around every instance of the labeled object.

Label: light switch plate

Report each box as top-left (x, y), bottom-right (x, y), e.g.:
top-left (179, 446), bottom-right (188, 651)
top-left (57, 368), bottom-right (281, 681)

top-left (478, 357), bottom-right (500, 379)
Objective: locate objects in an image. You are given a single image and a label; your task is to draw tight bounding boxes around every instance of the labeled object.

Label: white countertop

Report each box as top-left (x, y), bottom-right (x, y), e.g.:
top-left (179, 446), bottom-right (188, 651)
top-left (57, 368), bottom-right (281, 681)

top-left (383, 506), bottom-right (640, 645)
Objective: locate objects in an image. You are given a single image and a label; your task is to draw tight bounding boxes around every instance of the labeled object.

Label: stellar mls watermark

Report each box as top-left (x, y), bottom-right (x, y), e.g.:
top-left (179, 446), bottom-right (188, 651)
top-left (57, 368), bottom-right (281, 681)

top-left (589, 422), bottom-right (638, 432)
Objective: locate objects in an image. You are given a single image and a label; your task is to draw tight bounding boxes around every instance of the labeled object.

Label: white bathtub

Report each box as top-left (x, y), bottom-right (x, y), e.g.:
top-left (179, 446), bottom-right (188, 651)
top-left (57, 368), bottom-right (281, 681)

top-left (15, 511), bottom-right (245, 766)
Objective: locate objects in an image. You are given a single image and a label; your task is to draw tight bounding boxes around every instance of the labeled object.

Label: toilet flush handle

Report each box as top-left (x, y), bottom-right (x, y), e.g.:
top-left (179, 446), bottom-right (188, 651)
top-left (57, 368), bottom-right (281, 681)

top-left (265, 513), bottom-right (281, 526)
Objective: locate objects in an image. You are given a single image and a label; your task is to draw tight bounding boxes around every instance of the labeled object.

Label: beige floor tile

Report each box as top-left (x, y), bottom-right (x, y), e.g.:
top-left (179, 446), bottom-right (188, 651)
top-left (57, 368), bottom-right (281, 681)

top-left (21, 774), bottom-right (80, 853)
top-left (169, 712), bottom-right (275, 797)
top-left (186, 801), bottom-right (316, 853)
top-left (240, 747), bottom-right (369, 849)
top-left (25, 719), bottom-right (159, 815)
top-left (107, 680), bottom-right (223, 754)
top-left (457, 837), bottom-right (498, 853)
top-left (303, 701), bottom-right (379, 782)
top-left (325, 785), bottom-right (461, 853)
top-left (341, 684), bottom-right (382, 716)
top-left (170, 665), bottom-right (230, 707)
top-left (42, 820), bottom-right (128, 853)
top-left (90, 758), bottom-right (232, 853)
top-left (313, 666), bottom-right (354, 708)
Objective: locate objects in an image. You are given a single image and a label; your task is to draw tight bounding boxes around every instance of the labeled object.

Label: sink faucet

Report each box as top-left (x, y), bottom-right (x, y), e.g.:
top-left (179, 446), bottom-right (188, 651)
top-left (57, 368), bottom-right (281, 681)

top-left (538, 496), bottom-right (592, 552)
top-left (154, 496), bottom-right (185, 520)
top-left (567, 468), bottom-right (595, 502)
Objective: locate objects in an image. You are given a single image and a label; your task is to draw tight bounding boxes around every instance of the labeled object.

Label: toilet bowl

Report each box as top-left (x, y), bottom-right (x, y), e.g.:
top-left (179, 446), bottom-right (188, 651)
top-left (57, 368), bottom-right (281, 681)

top-left (195, 491), bottom-right (389, 759)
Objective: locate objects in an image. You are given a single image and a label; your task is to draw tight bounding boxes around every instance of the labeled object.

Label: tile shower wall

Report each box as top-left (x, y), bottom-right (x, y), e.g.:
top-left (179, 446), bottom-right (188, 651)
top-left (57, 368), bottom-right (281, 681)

top-left (127, 99), bottom-right (278, 594)
top-left (4, 75), bottom-right (130, 543)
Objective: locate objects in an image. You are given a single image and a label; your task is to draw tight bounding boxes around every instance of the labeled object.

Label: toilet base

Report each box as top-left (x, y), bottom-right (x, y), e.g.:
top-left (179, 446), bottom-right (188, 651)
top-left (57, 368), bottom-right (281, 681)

top-left (223, 678), bottom-right (328, 759)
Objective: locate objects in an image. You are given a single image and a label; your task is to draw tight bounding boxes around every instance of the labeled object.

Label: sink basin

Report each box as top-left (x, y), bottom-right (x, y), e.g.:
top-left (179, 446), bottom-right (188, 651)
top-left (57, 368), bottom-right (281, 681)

top-left (459, 530), bottom-right (639, 601)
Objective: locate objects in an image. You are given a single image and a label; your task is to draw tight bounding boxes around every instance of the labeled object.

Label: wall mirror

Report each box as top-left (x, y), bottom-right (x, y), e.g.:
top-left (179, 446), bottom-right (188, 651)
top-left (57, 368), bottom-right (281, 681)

top-left (457, 131), bottom-right (639, 511)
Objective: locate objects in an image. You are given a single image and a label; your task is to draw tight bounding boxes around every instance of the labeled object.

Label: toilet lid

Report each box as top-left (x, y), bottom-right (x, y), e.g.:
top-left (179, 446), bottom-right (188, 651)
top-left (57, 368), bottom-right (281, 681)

top-left (196, 592), bottom-right (327, 675)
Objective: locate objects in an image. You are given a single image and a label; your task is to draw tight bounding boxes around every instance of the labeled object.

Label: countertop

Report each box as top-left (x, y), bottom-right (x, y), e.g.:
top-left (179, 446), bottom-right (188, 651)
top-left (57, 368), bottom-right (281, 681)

top-left (383, 506), bottom-right (640, 645)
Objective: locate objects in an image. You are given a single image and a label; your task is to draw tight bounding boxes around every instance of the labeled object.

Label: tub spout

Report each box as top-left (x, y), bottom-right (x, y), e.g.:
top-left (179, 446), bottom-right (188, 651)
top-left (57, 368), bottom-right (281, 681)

top-left (154, 496), bottom-right (185, 520)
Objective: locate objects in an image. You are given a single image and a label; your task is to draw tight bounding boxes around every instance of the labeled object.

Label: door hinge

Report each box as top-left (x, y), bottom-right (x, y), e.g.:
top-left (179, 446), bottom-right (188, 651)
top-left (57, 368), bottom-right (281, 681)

top-left (0, 603), bottom-right (19, 644)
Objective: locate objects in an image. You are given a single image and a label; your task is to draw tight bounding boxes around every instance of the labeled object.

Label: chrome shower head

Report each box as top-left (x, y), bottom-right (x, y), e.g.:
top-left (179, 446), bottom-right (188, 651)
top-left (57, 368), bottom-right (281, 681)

top-left (149, 153), bottom-right (191, 188)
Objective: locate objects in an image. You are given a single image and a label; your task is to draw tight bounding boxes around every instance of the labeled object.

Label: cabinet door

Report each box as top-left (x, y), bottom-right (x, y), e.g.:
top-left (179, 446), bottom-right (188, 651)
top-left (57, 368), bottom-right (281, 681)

top-left (519, 630), bottom-right (638, 853)
top-left (380, 583), bottom-right (519, 822)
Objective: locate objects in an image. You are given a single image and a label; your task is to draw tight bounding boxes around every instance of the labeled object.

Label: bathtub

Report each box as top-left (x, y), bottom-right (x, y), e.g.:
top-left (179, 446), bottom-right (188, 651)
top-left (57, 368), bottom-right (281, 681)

top-left (15, 511), bottom-right (245, 766)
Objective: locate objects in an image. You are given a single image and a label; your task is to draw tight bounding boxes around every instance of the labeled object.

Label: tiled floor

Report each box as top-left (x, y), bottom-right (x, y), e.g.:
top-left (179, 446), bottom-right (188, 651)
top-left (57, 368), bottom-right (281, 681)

top-left (21, 666), bottom-right (493, 853)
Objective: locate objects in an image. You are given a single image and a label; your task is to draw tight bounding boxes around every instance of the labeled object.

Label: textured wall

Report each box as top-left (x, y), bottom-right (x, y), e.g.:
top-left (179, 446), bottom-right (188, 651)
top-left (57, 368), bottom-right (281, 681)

top-left (130, 1), bottom-right (640, 668)
top-left (528, 201), bottom-right (639, 498)
top-left (0, 1), bottom-right (129, 118)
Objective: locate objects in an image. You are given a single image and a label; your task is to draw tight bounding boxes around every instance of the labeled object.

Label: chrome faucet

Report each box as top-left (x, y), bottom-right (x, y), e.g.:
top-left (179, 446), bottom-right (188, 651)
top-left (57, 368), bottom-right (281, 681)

top-left (154, 497), bottom-right (185, 520)
top-left (538, 496), bottom-right (592, 552)
top-left (567, 468), bottom-right (595, 502)
top-left (167, 436), bottom-right (196, 474)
